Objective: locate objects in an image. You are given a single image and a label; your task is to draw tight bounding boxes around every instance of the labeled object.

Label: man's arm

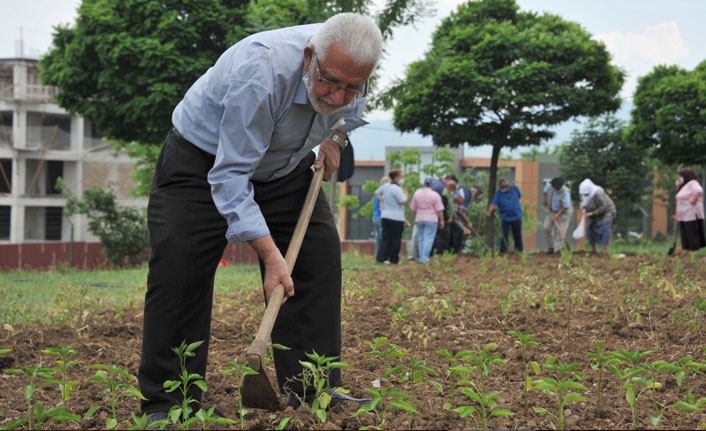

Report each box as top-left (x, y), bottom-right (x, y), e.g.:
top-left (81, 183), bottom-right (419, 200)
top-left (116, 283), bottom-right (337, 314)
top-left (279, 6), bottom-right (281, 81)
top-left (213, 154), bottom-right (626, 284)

top-left (486, 203), bottom-right (496, 217)
top-left (459, 208), bottom-right (473, 229)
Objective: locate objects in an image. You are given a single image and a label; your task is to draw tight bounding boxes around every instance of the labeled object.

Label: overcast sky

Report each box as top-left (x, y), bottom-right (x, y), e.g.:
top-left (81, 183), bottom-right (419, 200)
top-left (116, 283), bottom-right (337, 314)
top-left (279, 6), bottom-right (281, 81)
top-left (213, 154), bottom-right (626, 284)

top-left (1, 0), bottom-right (704, 159)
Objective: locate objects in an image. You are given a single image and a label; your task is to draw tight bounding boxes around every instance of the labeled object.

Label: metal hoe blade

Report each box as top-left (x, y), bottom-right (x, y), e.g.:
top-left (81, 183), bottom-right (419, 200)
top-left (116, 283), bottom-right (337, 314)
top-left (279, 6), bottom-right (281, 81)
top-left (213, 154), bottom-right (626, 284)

top-left (241, 343), bottom-right (282, 410)
top-left (239, 164), bottom-right (329, 411)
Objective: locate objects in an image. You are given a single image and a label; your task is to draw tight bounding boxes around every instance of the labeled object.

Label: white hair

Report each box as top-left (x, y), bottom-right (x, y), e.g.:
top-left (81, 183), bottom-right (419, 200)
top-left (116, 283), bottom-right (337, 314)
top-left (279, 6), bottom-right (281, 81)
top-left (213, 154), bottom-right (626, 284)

top-left (310, 13), bottom-right (383, 66)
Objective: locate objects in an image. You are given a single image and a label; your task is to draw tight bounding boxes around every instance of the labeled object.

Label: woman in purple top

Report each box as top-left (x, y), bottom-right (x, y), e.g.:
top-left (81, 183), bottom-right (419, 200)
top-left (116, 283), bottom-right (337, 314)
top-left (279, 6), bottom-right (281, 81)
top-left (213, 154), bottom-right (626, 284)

top-left (410, 178), bottom-right (445, 263)
top-left (675, 168), bottom-right (705, 251)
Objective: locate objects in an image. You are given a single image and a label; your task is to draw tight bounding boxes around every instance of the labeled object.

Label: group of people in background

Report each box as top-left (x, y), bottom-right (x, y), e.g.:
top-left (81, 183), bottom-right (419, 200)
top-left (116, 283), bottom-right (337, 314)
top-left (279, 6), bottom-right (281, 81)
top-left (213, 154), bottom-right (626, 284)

top-left (375, 172), bottom-right (480, 264)
top-left (373, 168), bottom-right (705, 264)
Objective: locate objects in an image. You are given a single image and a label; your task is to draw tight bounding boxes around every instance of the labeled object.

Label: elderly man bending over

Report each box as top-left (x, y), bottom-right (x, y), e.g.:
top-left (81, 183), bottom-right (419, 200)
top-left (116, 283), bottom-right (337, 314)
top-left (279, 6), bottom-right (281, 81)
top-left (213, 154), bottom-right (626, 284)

top-left (138, 13), bottom-right (383, 421)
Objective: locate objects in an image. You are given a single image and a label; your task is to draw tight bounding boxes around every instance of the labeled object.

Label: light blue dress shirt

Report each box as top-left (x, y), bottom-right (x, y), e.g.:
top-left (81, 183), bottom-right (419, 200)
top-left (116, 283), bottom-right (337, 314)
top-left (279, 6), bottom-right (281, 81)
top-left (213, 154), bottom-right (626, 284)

top-left (543, 184), bottom-right (571, 212)
top-left (172, 24), bottom-right (368, 243)
top-left (375, 183), bottom-right (407, 222)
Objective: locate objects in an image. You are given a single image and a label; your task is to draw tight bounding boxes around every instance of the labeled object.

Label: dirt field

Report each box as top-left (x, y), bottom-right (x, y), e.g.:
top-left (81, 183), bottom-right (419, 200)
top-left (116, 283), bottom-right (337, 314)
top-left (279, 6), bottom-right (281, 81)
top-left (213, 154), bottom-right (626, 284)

top-left (2, 252), bottom-right (706, 430)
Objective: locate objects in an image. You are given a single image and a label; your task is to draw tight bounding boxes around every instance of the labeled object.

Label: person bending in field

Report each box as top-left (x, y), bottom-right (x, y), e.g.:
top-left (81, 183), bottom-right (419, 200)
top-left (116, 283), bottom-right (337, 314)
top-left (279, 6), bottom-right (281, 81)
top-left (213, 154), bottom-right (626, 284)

top-left (138, 13), bottom-right (383, 423)
top-left (543, 177), bottom-right (573, 253)
top-left (579, 178), bottom-right (616, 255)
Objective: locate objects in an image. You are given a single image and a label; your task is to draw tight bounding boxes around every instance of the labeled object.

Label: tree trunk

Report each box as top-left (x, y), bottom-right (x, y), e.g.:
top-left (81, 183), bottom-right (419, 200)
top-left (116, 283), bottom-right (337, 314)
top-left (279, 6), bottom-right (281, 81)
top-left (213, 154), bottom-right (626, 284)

top-left (485, 142), bottom-right (502, 254)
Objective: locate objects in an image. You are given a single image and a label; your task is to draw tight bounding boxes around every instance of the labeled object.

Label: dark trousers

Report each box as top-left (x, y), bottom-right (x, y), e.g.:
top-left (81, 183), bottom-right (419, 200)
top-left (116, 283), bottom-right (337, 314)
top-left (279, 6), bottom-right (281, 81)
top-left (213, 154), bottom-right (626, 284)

top-left (449, 222), bottom-right (464, 254)
top-left (679, 219), bottom-right (706, 251)
top-left (138, 130), bottom-right (342, 414)
top-left (377, 218), bottom-right (404, 263)
top-left (500, 219), bottom-right (523, 253)
top-left (433, 222), bottom-right (450, 256)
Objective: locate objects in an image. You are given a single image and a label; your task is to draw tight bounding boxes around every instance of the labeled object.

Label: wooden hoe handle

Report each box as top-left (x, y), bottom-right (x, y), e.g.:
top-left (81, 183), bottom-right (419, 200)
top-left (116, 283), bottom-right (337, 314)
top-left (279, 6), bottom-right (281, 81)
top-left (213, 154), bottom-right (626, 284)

top-left (246, 167), bottom-right (325, 364)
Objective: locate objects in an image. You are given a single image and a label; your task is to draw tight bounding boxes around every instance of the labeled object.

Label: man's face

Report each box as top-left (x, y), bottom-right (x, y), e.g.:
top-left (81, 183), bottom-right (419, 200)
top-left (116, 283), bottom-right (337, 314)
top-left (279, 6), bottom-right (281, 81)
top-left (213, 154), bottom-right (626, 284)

top-left (303, 44), bottom-right (374, 115)
top-left (445, 181), bottom-right (457, 192)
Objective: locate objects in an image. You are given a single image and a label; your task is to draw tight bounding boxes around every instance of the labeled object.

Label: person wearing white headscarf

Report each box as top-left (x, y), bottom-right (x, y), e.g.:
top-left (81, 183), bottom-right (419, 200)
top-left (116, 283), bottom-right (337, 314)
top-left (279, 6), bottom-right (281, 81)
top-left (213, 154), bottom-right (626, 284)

top-left (579, 179), bottom-right (616, 254)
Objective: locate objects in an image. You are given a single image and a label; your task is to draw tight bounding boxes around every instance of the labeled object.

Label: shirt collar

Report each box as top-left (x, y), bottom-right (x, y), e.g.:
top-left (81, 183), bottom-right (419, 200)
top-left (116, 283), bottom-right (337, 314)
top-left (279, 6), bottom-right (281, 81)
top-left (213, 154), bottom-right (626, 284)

top-left (294, 67), bottom-right (309, 105)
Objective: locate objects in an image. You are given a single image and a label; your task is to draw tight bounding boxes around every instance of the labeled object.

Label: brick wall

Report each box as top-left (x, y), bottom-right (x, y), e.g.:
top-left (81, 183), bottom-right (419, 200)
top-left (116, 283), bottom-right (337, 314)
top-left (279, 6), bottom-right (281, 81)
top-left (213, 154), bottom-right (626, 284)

top-left (0, 240), bottom-right (381, 271)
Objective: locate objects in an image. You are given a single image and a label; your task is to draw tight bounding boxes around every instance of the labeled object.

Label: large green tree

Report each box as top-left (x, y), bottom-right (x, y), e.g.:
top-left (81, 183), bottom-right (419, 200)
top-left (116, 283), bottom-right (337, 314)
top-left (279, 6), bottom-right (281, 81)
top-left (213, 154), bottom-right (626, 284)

top-left (40, 0), bottom-right (433, 194)
top-left (41, 0), bottom-right (252, 147)
top-left (626, 60), bottom-right (706, 166)
top-left (383, 0), bottom-right (624, 245)
top-left (558, 114), bottom-right (651, 238)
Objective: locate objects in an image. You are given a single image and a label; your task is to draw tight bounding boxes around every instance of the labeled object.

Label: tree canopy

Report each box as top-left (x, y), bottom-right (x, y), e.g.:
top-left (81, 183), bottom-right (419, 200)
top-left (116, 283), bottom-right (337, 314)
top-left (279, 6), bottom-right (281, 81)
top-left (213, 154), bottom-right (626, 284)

top-left (558, 114), bottom-right (651, 237)
top-left (626, 60), bottom-right (706, 166)
top-left (41, 0), bottom-right (433, 147)
top-left (40, 0), bottom-right (434, 193)
top-left (382, 0), bottom-right (624, 244)
top-left (41, 0), bottom-right (253, 146)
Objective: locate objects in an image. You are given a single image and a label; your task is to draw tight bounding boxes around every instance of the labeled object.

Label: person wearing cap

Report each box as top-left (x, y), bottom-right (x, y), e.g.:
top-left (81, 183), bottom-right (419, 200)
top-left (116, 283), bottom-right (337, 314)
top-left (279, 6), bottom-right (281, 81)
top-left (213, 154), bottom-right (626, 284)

top-left (543, 177), bottom-right (573, 253)
top-left (410, 177), bottom-right (445, 263)
top-left (486, 179), bottom-right (523, 253)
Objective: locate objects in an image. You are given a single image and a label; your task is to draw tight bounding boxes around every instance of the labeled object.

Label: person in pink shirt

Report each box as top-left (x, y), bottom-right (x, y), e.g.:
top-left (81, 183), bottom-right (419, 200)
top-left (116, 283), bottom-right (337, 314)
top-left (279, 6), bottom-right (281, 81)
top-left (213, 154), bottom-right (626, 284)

top-left (410, 177), bottom-right (445, 263)
top-left (675, 168), bottom-right (705, 251)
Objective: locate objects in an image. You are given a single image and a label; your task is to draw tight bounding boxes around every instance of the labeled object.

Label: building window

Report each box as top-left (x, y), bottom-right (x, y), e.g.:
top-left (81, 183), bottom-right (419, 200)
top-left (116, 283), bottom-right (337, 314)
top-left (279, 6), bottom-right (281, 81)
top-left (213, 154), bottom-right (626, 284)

top-left (25, 206), bottom-right (63, 241)
top-left (0, 111), bottom-right (11, 147)
top-left (47, 161), bottom-right (63, 195)
top-left (0, 206), bottom-right (9, 240)
top-left (45, 207), bottom-right (63, 240)
top-left (0, 159), bottom-right (10, 193)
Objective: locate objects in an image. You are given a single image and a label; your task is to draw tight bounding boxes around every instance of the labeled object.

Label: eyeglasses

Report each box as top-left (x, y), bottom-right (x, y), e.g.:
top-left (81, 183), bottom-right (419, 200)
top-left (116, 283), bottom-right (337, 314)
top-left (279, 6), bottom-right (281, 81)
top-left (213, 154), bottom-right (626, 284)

top-left (313, 53), bottom-right (368, 98)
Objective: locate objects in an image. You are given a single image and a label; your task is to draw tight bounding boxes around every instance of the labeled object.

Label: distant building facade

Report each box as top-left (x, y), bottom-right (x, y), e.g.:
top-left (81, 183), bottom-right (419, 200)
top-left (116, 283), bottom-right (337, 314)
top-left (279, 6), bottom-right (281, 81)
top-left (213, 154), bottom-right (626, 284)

top-left (0, 58), bottom-right (147, 245)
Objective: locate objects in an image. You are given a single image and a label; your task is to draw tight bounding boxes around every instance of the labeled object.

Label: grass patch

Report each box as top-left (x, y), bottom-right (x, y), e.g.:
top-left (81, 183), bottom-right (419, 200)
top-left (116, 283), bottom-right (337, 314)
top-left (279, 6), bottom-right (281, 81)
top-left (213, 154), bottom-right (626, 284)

top-left (0, 251), bottom-right (379, 326)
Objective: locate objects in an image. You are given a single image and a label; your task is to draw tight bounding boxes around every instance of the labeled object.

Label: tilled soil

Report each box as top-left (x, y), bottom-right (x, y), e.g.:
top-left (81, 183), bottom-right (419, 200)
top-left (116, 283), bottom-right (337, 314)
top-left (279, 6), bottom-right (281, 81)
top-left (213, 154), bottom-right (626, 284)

top-left (1, 252), bottom-right (706, 430)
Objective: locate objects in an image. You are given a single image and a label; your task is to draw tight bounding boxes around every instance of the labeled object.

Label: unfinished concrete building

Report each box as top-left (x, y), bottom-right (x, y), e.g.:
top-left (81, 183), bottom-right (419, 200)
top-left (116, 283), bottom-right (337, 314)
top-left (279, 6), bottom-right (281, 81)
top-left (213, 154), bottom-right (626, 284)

top-left (0, 58), bottom-right (146, 245)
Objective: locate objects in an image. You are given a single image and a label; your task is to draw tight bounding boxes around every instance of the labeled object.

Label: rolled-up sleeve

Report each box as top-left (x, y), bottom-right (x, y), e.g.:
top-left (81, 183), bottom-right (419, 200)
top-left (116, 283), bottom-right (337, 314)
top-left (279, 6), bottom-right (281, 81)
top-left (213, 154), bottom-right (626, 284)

top-left (208, 80), bottom-right (274, 243)
top-left (337, 98), bottom-right (368, 133)
top-left (562, 190), bottom-right (571, 209)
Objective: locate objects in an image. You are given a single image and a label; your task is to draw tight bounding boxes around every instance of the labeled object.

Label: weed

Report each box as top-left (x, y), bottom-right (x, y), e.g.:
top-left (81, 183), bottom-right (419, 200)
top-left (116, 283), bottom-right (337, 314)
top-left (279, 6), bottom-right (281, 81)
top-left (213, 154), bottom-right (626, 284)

top-left (638, 359), bottom-right (680, 428)
top-left (606, 348), bottom-right (657, 430)
top-left (448, 343), bottom-right (513, 430)
top-left (3, 364), bottom-right (80, 430)
top-left (292, 351), bottom-right (349, 429)
top-left (42, 344), bottom-right (80, 410)
top-left (670, 356), bottom-right (706, 424)
top-left (85, 363), bottom-right (146, 429)
top-left (507, 331), bottom-right (540, 414)
top-left (584, 340), bottom-right (617, 418)
top-left (354, 386), bottom-right (413, 430)
top-left (532, 356), bottom-right (588, 430)
top-left (222, 360), bottom-right (258, 429)
top-left (53, 282), bottom-right (96, 336)
top-left (364, 337), bottom-right (407, 373)
top-left (436, 349), bottom-right (473, 408)
top-left (162, 340), bottom-right (207, 426)
top-left (399, 356), bottom-right (440, 428)
top-left (191, 406), bottom-right (237, 430)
